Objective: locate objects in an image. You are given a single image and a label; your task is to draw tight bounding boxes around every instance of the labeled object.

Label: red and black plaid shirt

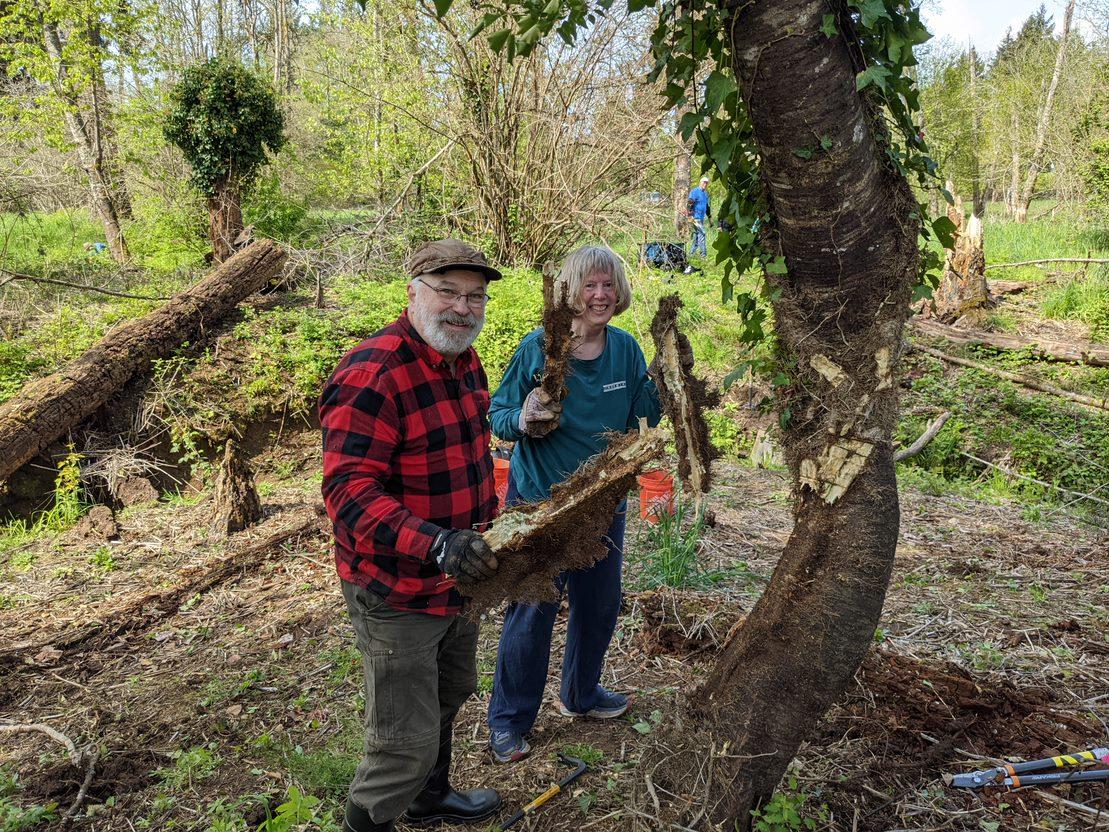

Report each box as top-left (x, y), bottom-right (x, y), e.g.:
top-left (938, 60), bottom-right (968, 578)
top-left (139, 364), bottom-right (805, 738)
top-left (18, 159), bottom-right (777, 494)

top-left (319, 310), bottom-right (496, 616)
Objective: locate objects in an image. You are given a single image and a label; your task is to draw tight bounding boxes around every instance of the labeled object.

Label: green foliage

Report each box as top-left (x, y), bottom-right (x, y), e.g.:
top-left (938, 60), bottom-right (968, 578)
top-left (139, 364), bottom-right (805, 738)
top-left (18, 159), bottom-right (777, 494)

top-left (164, 58), bottom-right (287, 197)
top-left (750, 778), bottom-right (828, 832)
top-left (244, 173), bottom-right (309, 243)
top-left (1043, 267), bottom-right (1109, 341)
top-left (259, 787), bottom-right (339, 832)
top-left (1, 449), bottom-right (86, 562)
top-left (561, 743), bottom-right (605, 765)
top-left (0, 769), bottom-right (57, 832)
top-left (704, 403), bottom-right (747, 458)
top-left (156, 746), bottom-right (221, 792)
top-left (633, 495), bottom-right (713, 589)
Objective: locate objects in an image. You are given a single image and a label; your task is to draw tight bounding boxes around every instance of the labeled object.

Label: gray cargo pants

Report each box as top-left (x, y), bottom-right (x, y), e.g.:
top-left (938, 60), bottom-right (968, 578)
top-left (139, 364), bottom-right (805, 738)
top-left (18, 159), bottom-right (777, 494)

top-left (341, 580), bottom-right (478, 824)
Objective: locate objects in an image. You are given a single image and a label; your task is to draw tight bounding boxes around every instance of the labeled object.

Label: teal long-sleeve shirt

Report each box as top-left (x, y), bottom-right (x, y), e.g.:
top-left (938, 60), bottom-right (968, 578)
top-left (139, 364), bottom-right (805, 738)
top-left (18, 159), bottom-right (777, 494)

top-left (490, 326), bottom-right (663, 502)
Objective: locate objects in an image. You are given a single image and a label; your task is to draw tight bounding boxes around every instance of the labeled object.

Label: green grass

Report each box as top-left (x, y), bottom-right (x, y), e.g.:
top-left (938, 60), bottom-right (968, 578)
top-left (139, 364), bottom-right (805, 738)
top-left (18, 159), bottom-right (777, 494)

top-left (1043, 266), bottom-right (1109, 341)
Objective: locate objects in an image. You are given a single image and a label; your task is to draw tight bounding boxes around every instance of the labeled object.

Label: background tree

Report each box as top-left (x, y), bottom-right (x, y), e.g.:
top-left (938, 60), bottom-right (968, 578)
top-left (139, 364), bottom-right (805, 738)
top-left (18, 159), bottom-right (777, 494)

top-left (164, 58), bottom-right (286, 262)
top-left (0, 0), bottom-right (140, 263)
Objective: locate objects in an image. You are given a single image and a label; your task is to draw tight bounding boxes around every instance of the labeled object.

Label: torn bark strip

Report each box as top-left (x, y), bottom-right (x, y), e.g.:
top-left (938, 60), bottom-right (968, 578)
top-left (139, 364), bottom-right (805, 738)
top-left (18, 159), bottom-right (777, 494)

top-left (649, 295), bottom-right (721, 515)
top-left (540, 268), bottom-right (575, 403)
top-left (465, 425), bottom-right (665, 612)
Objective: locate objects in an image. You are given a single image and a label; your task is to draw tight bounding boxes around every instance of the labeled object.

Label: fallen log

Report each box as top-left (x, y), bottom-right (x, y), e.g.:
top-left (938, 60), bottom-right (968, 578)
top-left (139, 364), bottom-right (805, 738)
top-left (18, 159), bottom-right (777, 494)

top-left (911, 319), bottom-right (1109, 368)
top-left (539, 268), bottom-right (574, 404)
top-left (912, 343), bottom-right (1109, 414)
top-left (0, 240), bottom-right (287, 483)
top-left (893, 411), bottom-right (951, 462)
top-left (986, 258), bottom-right (1109, 270)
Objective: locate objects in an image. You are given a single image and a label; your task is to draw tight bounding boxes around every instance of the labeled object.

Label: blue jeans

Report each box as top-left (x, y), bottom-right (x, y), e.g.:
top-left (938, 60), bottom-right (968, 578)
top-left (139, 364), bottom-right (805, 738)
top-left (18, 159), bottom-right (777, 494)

top-left (690, 218), bottom-right (707, 257)
top-left (487, 477), bottom-right (626, 734)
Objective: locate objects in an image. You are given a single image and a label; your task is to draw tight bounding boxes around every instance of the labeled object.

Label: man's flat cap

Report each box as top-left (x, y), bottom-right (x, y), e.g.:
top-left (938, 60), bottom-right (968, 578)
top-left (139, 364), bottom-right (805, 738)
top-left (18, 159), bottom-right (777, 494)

top-left (405, 238), bottom-right (503, 282)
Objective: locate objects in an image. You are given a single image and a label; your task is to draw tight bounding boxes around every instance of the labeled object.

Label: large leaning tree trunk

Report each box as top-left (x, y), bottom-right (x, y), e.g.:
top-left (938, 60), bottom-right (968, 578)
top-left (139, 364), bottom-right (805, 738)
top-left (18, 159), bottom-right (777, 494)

top-left (0, 241), bottom-right (286, 483)
top-left (661, 1), bottom-right (919, 826)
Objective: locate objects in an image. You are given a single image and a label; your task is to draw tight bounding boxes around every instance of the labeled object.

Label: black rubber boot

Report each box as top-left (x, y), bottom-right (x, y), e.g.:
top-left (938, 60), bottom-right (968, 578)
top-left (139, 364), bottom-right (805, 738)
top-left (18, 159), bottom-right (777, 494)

top-left (404, 730), bottom-right (501, 826)
top-left (343, 798), bottom-right (395, 832)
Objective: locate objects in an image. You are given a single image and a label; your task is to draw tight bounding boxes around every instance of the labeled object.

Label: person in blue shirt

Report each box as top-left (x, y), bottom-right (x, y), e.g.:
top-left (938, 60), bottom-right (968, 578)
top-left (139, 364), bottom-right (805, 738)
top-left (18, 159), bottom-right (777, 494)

top-left (687, 176), bottom-right (711, 257)
top-left (486, 245), bottom-right (663, 764)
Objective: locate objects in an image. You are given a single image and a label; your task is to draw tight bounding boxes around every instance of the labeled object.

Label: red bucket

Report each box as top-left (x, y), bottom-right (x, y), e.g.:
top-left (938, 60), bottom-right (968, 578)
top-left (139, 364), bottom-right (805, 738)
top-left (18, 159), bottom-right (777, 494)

top-left (637, 469), bottom-right (674, 524)
top-left (493, 457), bottom-right (511, 509)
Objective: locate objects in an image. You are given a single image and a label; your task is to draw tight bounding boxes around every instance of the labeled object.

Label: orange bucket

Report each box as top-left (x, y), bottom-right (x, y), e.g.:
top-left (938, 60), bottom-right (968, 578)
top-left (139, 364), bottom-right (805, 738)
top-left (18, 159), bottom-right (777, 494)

top-left (493, 457), bottom-right (511, 509)
top-left (637, 469), bottom-right (674, 524)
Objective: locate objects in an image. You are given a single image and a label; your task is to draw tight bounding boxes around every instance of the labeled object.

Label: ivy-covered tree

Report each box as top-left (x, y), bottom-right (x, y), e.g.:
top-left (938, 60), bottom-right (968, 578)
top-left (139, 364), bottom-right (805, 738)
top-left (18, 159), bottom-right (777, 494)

top-left (447, 0), bottom-right (948, 827)
top-left (164, 58), bottom-right (286, 263)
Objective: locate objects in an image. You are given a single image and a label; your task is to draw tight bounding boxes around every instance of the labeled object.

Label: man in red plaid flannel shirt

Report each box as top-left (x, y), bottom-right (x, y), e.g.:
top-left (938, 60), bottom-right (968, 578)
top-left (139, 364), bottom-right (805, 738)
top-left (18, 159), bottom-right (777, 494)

top-left (320, 239), bottom-right (504, 832)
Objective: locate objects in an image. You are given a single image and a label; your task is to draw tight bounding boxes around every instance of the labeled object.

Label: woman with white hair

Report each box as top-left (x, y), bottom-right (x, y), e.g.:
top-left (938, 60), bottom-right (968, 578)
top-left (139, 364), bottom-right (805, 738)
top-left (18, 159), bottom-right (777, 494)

top-left (486, 245), bottom-right (663, 764)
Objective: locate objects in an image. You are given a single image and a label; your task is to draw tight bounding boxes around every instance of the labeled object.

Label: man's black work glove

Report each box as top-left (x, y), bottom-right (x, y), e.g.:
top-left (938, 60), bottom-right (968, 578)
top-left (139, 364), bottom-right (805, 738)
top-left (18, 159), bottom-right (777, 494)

top-left (431, 529), bottom-right (499, 582)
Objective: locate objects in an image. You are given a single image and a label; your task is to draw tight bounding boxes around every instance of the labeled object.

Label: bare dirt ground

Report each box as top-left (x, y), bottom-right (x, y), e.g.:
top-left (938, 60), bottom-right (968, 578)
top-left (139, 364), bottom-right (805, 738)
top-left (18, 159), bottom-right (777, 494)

top-left (1, 436), bottom-right (1107, 832)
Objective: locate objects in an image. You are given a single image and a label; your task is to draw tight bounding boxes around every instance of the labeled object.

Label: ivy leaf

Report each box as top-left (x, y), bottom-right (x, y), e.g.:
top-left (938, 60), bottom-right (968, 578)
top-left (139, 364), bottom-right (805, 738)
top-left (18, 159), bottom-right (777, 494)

top-left (632, 720), bottom-right (652, 735)
top-left (853, 0), bottom-right (890, 27)
top-left (793, 147), bottom-right (812, 160)
top-left (678, 110), bottom-right (702, 141)
top-left (856, 65), bottom-right (891, 91)
top-left (765, 256), bottom-right (788, 275)
top-left (433, 0), bottom-right (453, 19)
top-left (931, 215), bottom-right (957, 249)
top-left (628, 0), bottom-right (655, 11)
top-left (939, 187), bottom-right (954, 205)
top-left (723, 364), bottom-right (750, 390)
top-left (488, 28), bottom-right (512, 52)
top-left (910, 282), bottom-right (935, 302)
top-left (820, 135), bottom-right (833, 151)
top-left (821, 14), bottom-right (837, 37)
top-left (703, 70), bottom-right (737, 114)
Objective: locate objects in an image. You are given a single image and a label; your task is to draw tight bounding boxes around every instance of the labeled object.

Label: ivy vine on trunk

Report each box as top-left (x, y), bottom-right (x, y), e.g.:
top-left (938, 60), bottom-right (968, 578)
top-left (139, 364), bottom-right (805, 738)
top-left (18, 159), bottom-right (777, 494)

top-left (164, 58), bottom-right (286, 263)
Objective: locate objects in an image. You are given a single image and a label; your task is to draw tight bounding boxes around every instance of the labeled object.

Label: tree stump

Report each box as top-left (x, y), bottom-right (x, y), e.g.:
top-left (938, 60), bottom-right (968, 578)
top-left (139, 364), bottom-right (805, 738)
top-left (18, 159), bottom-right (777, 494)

top-left (210, 440), bottom-right (262, 536)
top-left (933, 214), bottom-right (989, 324)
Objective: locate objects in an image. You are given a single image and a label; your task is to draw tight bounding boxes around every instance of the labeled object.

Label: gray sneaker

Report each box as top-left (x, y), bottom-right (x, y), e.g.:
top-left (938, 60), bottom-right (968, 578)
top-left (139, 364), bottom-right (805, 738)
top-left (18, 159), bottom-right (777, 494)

top-left (489, 730), bottom-right (531, 764)
top-left (557, 688), bottom-right (629, 719)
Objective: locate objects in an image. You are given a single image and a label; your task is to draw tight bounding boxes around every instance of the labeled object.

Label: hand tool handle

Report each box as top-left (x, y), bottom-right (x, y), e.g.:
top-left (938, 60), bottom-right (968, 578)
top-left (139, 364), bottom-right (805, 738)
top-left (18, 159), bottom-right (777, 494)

top-left (1007, 769), bottom-right (1109, 787)
top-left (1007, 747), bottom-right (1109, 776)
top-left (498, 784), bottom-right (561, 830)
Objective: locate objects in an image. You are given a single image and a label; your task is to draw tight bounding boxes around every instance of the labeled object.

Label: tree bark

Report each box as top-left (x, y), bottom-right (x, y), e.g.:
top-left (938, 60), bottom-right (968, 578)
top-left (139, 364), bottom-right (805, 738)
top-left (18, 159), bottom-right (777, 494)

top-left (207, 177), bottom-right (244, 264)
top-left (1009, 110), bottom-right (1021, 218)
top-left (1015, 0), bottom-right (1076, 222)
top-left (42, 21), bottom-right (131, 263)
top-left (664, 2), bottom-right (919, 826)
top-left (968, 47), bottom-right (985, 218)
top-left (0, 241), bottom-right (287, 483)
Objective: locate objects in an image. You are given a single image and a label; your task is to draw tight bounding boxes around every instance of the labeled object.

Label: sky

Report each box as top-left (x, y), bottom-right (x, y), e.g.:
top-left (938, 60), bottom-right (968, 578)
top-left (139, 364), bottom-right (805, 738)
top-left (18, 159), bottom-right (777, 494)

top-left (921, 0), bottom-right (1070, 55)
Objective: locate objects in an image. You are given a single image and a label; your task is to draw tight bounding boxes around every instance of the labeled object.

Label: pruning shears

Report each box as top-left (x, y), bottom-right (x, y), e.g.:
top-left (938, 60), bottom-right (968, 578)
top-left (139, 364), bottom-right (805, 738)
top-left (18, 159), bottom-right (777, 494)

top-left (946, 747), bottom-right (1109, 789)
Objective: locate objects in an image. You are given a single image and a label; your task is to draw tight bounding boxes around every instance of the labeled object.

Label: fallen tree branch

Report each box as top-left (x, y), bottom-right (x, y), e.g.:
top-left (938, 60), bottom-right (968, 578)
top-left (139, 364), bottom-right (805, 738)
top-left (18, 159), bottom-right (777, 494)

top-left (986, 258), bottom-right (1109, 270)
top-left (0, 512), bottom-right (325, 663)
top-left (0, 722), bottom-right (80, 764)
top-left (0, 267), bottom-right (169, 301)
top-left (912, 343), bottom-right (1109, 414)
top-left (893, 411), bottom-right (951, 462)
top-left (958, 451), bottom-right (1109, 509)
top-left (911, 319), bottom-right (1109, 368)
top-left (62, 748), bottom-right (99, 827)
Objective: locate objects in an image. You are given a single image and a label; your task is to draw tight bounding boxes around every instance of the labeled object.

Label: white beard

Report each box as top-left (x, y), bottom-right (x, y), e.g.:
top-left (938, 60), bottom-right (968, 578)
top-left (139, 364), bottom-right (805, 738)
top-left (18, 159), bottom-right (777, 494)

top-left (410, 301), bottom-right (485, 357)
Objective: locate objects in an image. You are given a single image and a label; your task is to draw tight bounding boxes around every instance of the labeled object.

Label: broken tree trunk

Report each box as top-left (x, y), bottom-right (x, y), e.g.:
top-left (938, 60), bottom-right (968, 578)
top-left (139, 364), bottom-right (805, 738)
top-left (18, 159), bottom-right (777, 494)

top-left (465, 425), bottom-right (665, 613)
top-left (0, 241), bottom-right (287, 483)
top-left (932, 214), bottom-right (989, 324)
top-left (649, 295), bottom-right (720, 516)
top-left (912, 319), bottom-right (1109, 367)
top-left (912, 343), bottom-right (1109, 414)
top-left (208, 177), bottom-right (245, 264)
top-left (539, 268), bottom-right (574, 404)
top-left (210, 439), bottom-right (264, 535)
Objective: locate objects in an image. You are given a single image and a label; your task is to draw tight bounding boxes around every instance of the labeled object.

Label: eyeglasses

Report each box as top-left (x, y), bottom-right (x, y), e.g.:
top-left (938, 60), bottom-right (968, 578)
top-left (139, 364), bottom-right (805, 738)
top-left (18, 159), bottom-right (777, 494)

top-left (413, 277), bottom-right (489, 308)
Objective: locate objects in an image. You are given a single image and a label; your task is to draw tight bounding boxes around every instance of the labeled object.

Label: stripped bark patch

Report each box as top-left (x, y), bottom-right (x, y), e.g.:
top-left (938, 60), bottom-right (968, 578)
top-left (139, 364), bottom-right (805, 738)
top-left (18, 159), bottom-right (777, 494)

top-left (649, 295), bottom-right (721, 510)
top-left (467, 427), bottom-right (665, 612)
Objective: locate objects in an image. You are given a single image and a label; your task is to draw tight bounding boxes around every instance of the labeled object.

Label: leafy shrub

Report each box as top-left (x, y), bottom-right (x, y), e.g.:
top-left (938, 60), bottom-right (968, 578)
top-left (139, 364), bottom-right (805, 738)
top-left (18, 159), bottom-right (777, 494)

top-left (751, 778), bottom-right (828, 832)
top-left (1043, 266), bottom-right (1109, 342)
top-left (704, 402), bottom-right (747, 458)
top-left (244, 173), bottom-right (309, 243)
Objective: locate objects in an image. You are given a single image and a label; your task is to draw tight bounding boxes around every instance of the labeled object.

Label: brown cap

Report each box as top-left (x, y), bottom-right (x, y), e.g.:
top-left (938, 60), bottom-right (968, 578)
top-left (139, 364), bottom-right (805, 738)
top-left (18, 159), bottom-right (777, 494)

top-left (405, 238), bottom-right (503, 282)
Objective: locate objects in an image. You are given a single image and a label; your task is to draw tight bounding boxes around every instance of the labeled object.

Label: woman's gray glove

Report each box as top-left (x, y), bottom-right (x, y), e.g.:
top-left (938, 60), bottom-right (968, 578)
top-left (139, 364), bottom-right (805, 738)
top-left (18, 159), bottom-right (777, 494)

top-left (519, 387), bottom-right (563, 438)
top-left (432, 529), bottom-right (499, 582)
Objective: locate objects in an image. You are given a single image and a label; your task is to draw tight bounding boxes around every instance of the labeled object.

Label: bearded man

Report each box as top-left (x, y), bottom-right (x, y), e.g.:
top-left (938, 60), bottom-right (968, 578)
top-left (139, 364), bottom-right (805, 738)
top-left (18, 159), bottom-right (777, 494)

top-left (319, 239), bottom-right (504, 832)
